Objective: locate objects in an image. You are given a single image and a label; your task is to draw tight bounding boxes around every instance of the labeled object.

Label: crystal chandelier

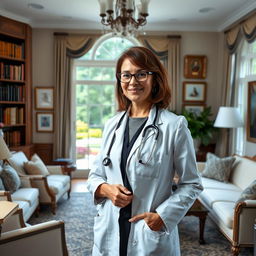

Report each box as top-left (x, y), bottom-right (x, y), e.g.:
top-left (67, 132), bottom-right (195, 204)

top-left (98, 0), bottom-right (150, 37)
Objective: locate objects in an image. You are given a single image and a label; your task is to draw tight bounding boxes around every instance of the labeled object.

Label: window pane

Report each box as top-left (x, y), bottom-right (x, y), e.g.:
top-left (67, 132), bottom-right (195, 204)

top-left (89, 106), bottom-right (101, 126)
top-left (95, 37), bottom-right (134, 60)
top-left (251, 58), bottom-right (256, 75)
top-left (76, 67), bottom-right (115, 81)
top-left (88, 85), bottom-right (102, 104)
top-left (103, 84), bottom-right (115, 104)
top-left (76, 84), bottom-right (88, 105)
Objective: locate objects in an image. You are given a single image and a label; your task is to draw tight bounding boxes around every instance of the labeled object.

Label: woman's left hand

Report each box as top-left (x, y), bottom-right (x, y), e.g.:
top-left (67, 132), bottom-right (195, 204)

top-left (129, 212), bottom-right (164, 231)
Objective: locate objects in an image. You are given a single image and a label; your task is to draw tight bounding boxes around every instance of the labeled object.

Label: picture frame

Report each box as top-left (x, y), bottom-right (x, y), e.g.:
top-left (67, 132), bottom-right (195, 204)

top-left (36, 112), bottom-right (54, 132)
top-left (184, 55), bottom-right (207, 79)
top-left (183, 104), bottom-right (205, 116)
top-left (35, 87), bottom-right (54, 110)
top-left (247, 81), bottom-right (256, 143)
top-left (183, 82), bottom-right (206, 103)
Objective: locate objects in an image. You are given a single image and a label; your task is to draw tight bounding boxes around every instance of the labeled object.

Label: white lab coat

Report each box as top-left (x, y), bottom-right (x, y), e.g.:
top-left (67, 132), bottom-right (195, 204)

top-left (87, 106), bottom-right (203, 256)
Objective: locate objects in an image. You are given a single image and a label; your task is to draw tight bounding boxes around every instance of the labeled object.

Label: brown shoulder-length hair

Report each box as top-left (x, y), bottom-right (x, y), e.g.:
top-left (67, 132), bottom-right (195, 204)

top-left (115, 46), bottom-right (171, 111)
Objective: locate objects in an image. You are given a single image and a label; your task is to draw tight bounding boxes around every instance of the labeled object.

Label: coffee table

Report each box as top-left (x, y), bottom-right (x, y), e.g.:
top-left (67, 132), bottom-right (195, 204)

top-left (185, 199), bottom-right (208, 244)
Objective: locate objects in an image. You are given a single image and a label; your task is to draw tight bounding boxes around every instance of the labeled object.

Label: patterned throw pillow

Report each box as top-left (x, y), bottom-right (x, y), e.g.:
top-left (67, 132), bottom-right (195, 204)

top-left (202, 153), bottom-right (236, 183)
top-left (0, 164), bottom-right (21, 193)
top-left (236, 180), bottom-right (256, 203)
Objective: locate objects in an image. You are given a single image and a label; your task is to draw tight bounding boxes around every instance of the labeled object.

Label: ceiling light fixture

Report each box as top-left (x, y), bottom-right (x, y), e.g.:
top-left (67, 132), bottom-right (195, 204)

top-left (98, 0), bottom-right (150, 37)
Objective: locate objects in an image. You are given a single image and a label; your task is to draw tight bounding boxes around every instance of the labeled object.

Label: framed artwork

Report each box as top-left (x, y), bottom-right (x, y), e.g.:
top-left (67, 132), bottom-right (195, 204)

top-left (35, 87), bottom-right (54, 110)
top-left (183, 82), bottom-right (206, 103)
top-left (183, 104), bottom-right (205, 116)
top-left (184, 55), bottom-right (207, 79)
top-left (36, 112), bottom-right (54, 132)
top-left (247, 81), bottom-right (256, 143)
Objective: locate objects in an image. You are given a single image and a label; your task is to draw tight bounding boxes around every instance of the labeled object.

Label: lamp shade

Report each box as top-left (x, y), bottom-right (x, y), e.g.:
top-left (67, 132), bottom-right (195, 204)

top-left (0, 135), bottom-right (11, 160)
top-left (214, 107), bottom-right (243, 128)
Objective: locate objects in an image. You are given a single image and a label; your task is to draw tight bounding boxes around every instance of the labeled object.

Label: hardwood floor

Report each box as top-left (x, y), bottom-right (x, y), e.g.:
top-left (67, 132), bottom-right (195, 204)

top-left (71, 179), bottom-right (88, 192)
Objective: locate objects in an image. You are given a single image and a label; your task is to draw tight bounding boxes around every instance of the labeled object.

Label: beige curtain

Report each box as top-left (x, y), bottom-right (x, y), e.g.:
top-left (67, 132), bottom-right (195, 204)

top-left (215, 12), bottom-right (256, 156)
top-left (53, 34), bottom-right (99, 159)
top-left (138, 35), bottom-right (181, 111)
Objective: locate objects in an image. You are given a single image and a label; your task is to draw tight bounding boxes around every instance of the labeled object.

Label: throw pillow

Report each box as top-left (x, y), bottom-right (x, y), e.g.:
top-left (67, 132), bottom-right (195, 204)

top-left (236, 180), bottom-right (256, 203)
top-left (24, 160), bottom-right (49, 176)
top-left (201, 153), bottom-right (235, 183)
top-left (0, 164), bottom-right (21, 193)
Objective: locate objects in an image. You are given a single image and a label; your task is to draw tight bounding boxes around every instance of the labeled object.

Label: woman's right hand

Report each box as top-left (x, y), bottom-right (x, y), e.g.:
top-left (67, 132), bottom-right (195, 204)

top-left (96, 183), bottom-right (133, 208)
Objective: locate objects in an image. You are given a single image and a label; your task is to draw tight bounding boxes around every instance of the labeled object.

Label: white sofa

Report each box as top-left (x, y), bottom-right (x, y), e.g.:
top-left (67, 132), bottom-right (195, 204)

top-left (8, 151), bottom-right (71, 214)
top-left (197, 155), bottom-right (256, 256)
top-left (0, 174), bottom-right (39, 222)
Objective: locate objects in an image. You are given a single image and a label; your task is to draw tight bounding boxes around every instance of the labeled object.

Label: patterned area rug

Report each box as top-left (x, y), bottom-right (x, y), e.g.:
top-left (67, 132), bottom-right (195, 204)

top-left (28, 192), bottom-right (253, 256)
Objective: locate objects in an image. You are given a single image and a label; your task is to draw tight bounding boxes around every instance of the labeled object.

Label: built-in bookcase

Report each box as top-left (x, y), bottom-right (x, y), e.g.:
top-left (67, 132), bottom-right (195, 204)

top-left (0, 15), bottom-right (33, 155)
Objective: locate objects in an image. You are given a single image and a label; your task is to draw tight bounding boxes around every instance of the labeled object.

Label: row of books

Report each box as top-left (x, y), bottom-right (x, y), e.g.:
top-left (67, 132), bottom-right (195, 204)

top-left (0, 84), bottom-right (25, 101)
top-left (0, 62), bottom-right (25, 81)
top-left (0, 40), bottom-right (25, 59)
top-left (3, 130), bottom-right (22, 147)
top-left (0, 107), bottom-right (24, 125)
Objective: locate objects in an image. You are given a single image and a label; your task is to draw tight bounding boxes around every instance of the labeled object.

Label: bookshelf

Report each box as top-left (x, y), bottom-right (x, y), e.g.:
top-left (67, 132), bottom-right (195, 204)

top-left (0, 15), bottom-right (33, 156)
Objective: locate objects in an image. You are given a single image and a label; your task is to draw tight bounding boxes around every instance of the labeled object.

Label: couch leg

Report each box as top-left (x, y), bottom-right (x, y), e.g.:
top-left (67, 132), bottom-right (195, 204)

top-left (68, 189), bottom-right (71, 199)
top-left (51, 202), bottom-right (57, 215)
top-left (231, 245), bottom-right (240, 256)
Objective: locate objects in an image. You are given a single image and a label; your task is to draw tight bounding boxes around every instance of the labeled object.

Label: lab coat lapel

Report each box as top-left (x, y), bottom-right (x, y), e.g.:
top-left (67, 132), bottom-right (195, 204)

top-left (109, 111), bottom-right (128, 184)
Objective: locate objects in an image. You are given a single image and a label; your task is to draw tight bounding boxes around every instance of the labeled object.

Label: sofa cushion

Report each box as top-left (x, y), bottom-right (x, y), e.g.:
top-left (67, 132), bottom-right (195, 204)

top-left (47, 180), bottom-right (63, 194)
top-left (0, 164), bottom-right (21, 193)
top-left (202, 177), bottom-right (241, 192)
top-left (12, 188), bottom-right (39, 206)
top-left (13, 200), bottom-right (30, 215)
top-left (212, 201), bottom-right (235, 229)
top-left (47, 175), bottom-right (70, 187)
top-left (236, 180), bottom-right (256, 203)
top-left (231, 156), bottom-right (256, 190)
top-left (8, 151), bottom-right (28, 175)
top-left (202, 153), bottom-right (235, 183)
top-left (199, 188), bottom-right (242, 208)
top-left (24, 160), bottom-right (49, 176)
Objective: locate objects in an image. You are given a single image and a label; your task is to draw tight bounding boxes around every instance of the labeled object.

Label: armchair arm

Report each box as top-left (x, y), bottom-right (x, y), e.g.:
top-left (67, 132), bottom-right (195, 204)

top-left (46, 165), bottom-right (64, 175)
top-left (233, 201), bottom-right (256, 245)
top-left (0, 220), bottom-right (68, 256)
top-left (30, 177), bottom-right (55, 204)
top-left (0, 191), bottom-right (12, 201)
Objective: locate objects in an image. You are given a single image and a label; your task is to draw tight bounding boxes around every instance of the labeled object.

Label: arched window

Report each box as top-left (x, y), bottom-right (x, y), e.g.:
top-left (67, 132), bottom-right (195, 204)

top-left (72, 34), bottom-right (140, 170)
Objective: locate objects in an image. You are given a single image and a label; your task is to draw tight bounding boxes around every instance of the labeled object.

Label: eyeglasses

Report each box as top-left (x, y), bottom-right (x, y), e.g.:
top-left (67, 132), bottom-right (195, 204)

top-left (117, 71), bottom-right (154, 83)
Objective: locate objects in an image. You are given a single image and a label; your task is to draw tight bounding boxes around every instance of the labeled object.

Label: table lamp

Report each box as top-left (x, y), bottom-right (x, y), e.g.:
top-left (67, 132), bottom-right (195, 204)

top-left (0, 131), bottom-right (11, 162)
top-left (214, 107), bottom-right (243, 155)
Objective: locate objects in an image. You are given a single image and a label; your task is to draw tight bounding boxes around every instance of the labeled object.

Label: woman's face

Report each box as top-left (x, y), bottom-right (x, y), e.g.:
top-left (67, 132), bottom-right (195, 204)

top-left (120, 58), bottom-right (153, 108)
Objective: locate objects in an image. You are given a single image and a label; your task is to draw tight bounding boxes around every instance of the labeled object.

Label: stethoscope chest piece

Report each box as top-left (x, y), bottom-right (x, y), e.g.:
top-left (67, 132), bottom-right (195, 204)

top-left (102, 157), bottom-right (111, 166)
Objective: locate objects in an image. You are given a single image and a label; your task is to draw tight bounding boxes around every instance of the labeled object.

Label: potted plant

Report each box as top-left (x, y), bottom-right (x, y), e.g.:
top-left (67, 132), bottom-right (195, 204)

top-left (182, 106), bottom-right (217, 152)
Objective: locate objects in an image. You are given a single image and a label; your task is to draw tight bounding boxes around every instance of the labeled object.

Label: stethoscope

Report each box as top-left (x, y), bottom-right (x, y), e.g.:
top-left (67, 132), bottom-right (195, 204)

top-left (102, 107), bottom-right (159, 166)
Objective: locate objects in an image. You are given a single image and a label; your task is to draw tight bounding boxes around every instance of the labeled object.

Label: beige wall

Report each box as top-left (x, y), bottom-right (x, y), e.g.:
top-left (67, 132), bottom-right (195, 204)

top-left (31, 28), bottom-right (255, 156)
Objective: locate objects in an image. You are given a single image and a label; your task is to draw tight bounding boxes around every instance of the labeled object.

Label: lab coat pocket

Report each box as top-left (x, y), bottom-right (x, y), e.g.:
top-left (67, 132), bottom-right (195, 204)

top-left (93, 214), bottom-right (107, 253)
top-left (134, 158), bottom-right (161, 179)
top-left (143, 222), bottom-right (166, 238)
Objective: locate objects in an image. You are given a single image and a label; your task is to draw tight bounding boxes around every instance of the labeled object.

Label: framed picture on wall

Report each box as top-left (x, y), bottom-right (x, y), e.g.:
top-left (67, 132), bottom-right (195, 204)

top-left (36, 112), bottom-right (54, 132)
top-left (183, 104), bottom-right (205, 116)
top-left (184, 55), bottom-right (207, 79)
top-left (183, 82), bottom-right (206, 103)
top-left (35, 87), bottom-right (54, 110)
top-left (247, 81), bottom-right (256, 143)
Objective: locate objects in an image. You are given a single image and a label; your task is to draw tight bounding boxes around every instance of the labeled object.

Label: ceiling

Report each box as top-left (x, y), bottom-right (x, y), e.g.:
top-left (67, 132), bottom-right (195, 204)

top-left (0, 0), bottom-right (255, 32)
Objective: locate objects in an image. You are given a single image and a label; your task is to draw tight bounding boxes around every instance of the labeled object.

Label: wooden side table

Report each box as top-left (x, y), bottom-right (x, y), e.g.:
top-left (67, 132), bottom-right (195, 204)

top-left (53, 158), bottom-right (77, 178)
top-left (0, 201), bottom-right (19, 236)
top-left (185, 199), bottom-right (208, 244)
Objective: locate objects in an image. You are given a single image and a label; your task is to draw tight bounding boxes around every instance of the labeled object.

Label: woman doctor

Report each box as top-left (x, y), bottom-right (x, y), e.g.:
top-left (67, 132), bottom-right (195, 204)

top-left (87, 46), bottom-right (203, 256)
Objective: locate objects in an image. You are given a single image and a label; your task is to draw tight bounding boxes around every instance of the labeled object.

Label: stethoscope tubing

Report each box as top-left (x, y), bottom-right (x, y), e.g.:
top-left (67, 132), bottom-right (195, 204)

top-left (102, 107), bottom-right (159, 166)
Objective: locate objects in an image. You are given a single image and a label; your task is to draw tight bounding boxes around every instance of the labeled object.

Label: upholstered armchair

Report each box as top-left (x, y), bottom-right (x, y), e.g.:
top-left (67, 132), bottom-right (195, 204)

top-left (8, 151), bottom-right (71, 214)
top-left (0, 220), bottom-right (69, 256)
